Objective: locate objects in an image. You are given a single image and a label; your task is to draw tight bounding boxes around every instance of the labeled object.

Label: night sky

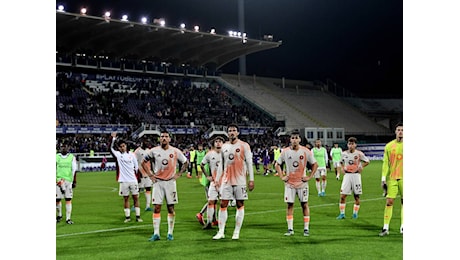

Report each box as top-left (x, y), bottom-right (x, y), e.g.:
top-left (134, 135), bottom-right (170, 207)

top-left (58, 0), bottom-right (402, 98)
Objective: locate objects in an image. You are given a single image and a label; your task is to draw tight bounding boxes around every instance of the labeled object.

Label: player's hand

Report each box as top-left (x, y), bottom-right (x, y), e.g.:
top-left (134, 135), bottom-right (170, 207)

top-left (302, 176), bottom-right (311, 182)
top-left (281, 176), bottom-right (289, 182)
top-left (248, 180), bottom-right (254, 191)
top-left (381, 181), bottom-right (388, 197)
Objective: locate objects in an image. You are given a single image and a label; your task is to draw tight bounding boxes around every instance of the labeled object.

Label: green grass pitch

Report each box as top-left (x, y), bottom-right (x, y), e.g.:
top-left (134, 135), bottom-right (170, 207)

top-left (56, 160), bottom-right (402, 260)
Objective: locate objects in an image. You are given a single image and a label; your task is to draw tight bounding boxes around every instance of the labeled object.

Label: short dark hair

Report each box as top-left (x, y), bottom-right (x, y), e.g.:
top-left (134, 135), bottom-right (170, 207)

top-left (227, 123), bottom-right (239, 132)
top-left (395, 122), bottom-right (403, 128)
top-left (214, 136), bottom-right (225, 142)
top-left (290, 129), bottom-right (300, 136)
top-left (117, 139), bottom-right (126, 146)
top-left (347, 137), bottom-right (357, 143)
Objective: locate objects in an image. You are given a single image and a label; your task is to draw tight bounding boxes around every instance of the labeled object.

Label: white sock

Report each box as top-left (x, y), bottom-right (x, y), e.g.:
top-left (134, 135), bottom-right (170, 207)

top-left (65, 203), bottom-right (72, 220)
top-left (218, 208), bottom-right (228, 234)
top-left (234, 207), bottom-right (245, 234)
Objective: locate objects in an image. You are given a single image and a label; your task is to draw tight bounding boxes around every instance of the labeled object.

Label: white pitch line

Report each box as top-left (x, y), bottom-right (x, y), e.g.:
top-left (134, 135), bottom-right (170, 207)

top-left (56, 196), bottom-right (389, 238)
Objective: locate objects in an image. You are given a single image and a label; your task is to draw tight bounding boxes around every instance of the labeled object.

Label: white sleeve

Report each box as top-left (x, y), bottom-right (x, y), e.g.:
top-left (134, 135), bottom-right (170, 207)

top-left (245, 144), bottom-right (254, 181)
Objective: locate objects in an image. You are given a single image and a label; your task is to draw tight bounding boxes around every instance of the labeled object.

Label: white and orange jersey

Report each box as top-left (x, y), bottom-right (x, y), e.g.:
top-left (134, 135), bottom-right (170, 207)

top-left (147, 145), bottom-right (187, 180)
top-left (341, 149), bottom-right (370, 173)
top-left (221, 139), bottom-right (254, 186)
top-left (277, 145), bottom-right (316, 188)
top-left (201, 150), bottom-right (223, 185)
top-left (134, 146), bottom-right (152, 177)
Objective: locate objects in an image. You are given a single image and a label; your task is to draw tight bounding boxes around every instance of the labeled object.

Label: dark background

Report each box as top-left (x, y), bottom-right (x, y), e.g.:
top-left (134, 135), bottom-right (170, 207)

top-left (58, 0), bottom-right (402, 98)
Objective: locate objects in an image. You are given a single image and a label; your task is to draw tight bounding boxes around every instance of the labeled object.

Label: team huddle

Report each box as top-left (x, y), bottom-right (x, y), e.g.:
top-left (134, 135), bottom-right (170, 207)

top-left (56, 123), bottom-right (403, 240)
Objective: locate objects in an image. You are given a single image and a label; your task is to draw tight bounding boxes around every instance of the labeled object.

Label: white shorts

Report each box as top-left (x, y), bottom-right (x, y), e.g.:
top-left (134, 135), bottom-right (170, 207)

top-left (284, 182), bottom-right (309, 203)
top-left (220, 183), bottom-right (248, 201)
top-left (207, 182), bottom-right (220, 201)
top-left (333, 161), bottom-right (341, 168)
top-left (56, 180), bottom-right (73, 199)
top-left (118, 182), bottom-right (139, 196)
top-left (139, 176), bottom-right (153, 189)
top-left (152, 179), bottom-right (178, 205)
top-left (340, 173), bottom-right (362, 195)
top-left (314, 167), bottom-right (327, 178)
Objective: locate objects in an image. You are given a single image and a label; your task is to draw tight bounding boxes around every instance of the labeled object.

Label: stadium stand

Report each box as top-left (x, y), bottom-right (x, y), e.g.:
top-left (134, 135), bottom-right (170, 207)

top-left (56, 9), bottom-right (402, 170)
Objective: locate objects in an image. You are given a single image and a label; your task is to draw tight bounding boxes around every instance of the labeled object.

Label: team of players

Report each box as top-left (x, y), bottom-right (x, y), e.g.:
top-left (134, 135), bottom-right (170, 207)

top-left (56, 123), bottom-right (403, 240)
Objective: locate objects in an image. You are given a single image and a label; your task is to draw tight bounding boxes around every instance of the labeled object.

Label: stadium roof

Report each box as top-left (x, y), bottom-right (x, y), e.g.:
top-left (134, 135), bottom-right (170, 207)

top-left (56, 11), bottom-right (281, 70)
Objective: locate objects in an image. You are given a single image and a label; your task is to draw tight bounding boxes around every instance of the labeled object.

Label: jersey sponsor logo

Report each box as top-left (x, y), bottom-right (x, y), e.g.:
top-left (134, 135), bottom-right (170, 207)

top-left (293, 161), bottom-right (299, 167)
top-left (162, 159), bottom-right (168, 165)
top-left (229, 153), bottom-right (235, 160)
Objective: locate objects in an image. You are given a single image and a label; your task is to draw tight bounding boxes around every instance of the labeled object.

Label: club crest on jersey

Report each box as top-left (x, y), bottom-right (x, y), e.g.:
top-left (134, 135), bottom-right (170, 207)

top-left (169, 154), bottom-right (174, 158)
top-left (236, 148), bottom-right (240, 153)
top-left (300, 155), bottom-right (304, 160)
top-left (354, 155), bottom-right (359, 160)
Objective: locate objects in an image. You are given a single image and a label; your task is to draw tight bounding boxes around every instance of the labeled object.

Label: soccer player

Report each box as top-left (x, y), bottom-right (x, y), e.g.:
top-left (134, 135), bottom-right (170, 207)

top-left (379, 122), bottom-right (403, 237)
top-left (146, 130), bottom-right (189, 242)
top-left (336, 137), bottom-right (370, 220)
top-left (110, 132), bottom-right (142, 223)
top-left (312, 139), bottom-right (328, 196)
top-left (330, 142), bottom-right (343, 180)
top-left (134, 137), bottom-right (154, 211)
top-left (195, 144), bottom-right (207, 179)
top-left (275, 129), bottom-right (318, 237)
top-left (186, 145), bottom-right (196, 178)
top-left (272, 145), bottom-right (282, 176)
top-left (199, 136), bottom-right (226, 229)
top-left (56, 141), bottom-right (78, 224)
top-left (213, 123), bottom-right (255, 240)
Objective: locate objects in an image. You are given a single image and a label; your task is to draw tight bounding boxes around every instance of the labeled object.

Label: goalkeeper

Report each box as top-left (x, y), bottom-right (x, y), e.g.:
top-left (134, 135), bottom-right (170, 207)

top-left (379, 122), bottom-right (403, 237)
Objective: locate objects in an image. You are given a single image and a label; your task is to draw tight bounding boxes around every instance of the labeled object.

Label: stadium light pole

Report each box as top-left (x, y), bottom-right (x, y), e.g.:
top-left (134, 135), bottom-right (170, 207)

top-left (238, 0), bottom-right (246, 76)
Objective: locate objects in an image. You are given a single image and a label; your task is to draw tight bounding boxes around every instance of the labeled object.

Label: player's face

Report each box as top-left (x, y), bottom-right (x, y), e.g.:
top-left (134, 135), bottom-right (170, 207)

top-left (60, 144), bottom-right (69, 155)
top-left (214, 139), bottom-right (223, 149)
top-left (395, 126), bottom-right (403, 139)
top-left (290, 135), bottom-right (301, 147)
top-left (315, 140), bottom-right (321, 147)
top-left (347, 141), bottom-right (356, 151)
top-left (118, 143), bottom-right (127, 152)
top-left (227, 127), bottom-right (238, 140)
top-left (160, 134), bottom-right (170, 144)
